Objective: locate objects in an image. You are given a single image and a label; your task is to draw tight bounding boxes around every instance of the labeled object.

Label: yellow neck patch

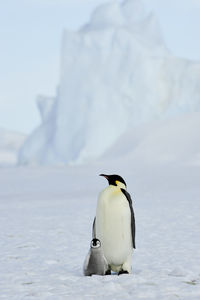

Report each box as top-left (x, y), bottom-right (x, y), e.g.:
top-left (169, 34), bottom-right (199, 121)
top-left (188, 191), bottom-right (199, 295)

top-left (115, 180), bottom-right (126, 190)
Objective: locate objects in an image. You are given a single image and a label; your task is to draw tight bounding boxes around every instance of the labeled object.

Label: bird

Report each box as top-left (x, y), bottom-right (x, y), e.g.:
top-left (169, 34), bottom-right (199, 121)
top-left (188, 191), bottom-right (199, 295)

top-left (93, 174), bottom-right (136, 275)
top-left (83, 238), bottom-right (108, 276)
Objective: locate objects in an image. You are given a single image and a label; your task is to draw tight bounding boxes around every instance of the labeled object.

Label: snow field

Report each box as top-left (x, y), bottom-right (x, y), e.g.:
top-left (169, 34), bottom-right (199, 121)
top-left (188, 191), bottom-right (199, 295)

top-left (0, 163), bottom-right (200, 299)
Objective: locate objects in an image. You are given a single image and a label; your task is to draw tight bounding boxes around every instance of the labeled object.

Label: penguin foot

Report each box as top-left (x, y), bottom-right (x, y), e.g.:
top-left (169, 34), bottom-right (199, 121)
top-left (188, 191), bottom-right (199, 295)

top-left (105, 269), bottom-right (111, 275)
top-left (118, 270), bottom-right (129, 275)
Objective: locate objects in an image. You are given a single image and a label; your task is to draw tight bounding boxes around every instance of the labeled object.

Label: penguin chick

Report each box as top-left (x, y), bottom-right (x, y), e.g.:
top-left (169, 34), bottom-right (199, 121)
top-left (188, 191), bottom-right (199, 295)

top-left (83, 238), bottom-right (109, 276)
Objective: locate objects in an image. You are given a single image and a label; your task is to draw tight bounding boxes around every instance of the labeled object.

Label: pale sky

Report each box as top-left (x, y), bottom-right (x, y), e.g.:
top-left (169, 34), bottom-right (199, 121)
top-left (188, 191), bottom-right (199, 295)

top-left (0, 0), bottom-right (200, 134)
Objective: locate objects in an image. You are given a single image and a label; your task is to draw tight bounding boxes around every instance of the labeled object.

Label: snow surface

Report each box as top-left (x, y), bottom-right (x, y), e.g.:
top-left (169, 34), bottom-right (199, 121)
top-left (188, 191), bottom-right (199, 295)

top-left (1, 113), bottom-right (200, 299)
top-left (0, 129), bottom-right (25, 167)
top-left (18, 0), bottom-right (200, 165)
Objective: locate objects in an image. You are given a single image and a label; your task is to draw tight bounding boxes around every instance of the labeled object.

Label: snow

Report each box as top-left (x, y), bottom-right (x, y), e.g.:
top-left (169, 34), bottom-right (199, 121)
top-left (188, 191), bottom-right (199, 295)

top-left (1, 113), bottom-right (200, 299)
top-left (0, 166), bottom-right (200, 299)
top-left (0, 129), bottom-right (25, 167)
top-left (18, 0), bottom-right (200, 165)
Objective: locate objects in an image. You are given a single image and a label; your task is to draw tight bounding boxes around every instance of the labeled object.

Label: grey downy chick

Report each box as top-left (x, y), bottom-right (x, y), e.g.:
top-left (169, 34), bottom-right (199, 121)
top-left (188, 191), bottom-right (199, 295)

top-left (83, 238), bottom-right (108, 276)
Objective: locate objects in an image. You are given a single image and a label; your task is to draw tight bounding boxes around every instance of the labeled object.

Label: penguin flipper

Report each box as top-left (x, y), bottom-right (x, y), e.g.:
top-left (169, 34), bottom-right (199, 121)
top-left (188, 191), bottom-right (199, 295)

top-left (121, 189), bottom-right (136, 249)
top-left (83, 250), bottom-right (91, 276)
top-left (92, 217), bottom-right (96, 239)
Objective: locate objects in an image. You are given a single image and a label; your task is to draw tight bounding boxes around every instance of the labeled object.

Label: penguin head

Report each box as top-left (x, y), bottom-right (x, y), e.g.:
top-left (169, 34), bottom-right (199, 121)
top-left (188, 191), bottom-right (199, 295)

top-left (90, 238), bottom-right (101, 249)
top-left (100, 174), bottom-right (127, 189)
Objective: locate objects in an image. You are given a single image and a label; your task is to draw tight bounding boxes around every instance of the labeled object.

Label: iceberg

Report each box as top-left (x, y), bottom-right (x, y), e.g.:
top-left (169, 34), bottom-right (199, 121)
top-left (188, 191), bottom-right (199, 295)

top-left (18, 0), bottom-right (200, 165)
top-left (0, 128), bottom-right (25, 167)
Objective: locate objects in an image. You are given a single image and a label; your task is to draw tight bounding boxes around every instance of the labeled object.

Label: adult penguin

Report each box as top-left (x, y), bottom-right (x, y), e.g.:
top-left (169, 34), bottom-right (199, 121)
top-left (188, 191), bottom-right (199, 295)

top-left (93, 174), bottom-right (136, 275)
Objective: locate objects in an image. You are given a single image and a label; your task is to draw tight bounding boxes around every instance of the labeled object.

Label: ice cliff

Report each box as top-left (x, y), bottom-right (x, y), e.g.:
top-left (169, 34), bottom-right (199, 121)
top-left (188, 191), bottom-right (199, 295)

top-left (18, 0), bottom-right (200, 165)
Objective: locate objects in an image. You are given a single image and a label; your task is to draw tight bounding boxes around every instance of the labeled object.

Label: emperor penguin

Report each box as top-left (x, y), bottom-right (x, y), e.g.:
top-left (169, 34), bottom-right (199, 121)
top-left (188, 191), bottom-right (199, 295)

top-left (93, 174), bottom-right (136, 275)
top-left (83, 238), bottom-right (108, 276)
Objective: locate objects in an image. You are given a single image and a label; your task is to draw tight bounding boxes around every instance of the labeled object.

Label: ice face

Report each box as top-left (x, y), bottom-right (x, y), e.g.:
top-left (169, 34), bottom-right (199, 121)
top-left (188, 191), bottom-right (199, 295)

top-left (18, 0), bottom-right (200, 165)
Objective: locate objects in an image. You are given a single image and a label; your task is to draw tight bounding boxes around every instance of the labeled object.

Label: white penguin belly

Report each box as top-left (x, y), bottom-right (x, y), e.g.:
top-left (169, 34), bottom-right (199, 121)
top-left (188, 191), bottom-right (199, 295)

top-left (96, 187), bottom-right (132, 266)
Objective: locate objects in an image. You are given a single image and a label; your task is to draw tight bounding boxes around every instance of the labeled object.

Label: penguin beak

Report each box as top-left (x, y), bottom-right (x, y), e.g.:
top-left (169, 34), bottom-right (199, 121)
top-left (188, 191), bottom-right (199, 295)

top-left (99, 174), bottom-right (109, 180)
